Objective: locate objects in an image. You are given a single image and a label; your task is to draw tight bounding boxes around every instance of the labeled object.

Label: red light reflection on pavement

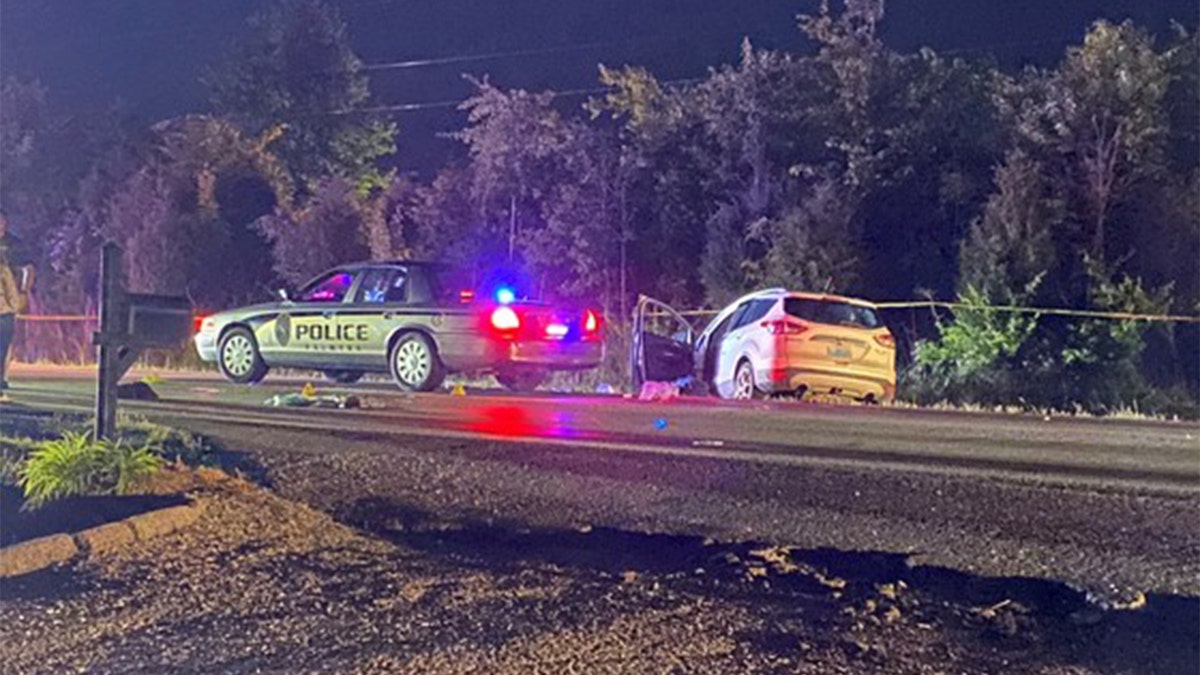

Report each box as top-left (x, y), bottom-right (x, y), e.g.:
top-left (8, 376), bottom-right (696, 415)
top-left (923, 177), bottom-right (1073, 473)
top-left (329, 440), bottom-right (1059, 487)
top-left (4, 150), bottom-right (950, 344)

top-left (465, 404), bottom-right (580, 439)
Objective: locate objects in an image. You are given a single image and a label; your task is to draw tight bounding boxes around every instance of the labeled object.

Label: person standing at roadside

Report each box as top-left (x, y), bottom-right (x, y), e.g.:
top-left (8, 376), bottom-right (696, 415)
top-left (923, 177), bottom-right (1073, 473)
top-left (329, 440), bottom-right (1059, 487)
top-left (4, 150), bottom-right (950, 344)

top-left (0, 210), bottom-right (34, 391)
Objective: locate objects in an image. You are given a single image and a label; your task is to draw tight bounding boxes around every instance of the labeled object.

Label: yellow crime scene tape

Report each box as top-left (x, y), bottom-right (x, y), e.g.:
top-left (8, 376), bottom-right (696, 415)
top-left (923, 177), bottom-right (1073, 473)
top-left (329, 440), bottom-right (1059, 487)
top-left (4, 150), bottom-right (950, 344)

top-left (16, 315), bottom-right (98, 322)
top-left (647, 303), bottom-right (1200, 323)
top-left (873, 301), bottom-right (1200, 323)
top-left (17, 304), bottom-right (1200, 324)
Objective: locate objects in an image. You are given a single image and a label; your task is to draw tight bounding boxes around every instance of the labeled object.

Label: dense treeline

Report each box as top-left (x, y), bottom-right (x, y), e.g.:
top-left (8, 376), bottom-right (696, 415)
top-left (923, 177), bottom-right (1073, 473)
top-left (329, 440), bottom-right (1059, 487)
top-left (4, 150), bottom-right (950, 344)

top-left (1, 0), bottom-right (1196, 412)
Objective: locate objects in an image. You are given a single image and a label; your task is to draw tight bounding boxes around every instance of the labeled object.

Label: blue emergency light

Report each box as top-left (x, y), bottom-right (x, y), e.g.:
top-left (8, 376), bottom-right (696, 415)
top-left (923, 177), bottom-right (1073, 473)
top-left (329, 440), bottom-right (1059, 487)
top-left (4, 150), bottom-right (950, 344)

top-left (495, 287), bottom-right (516, 305)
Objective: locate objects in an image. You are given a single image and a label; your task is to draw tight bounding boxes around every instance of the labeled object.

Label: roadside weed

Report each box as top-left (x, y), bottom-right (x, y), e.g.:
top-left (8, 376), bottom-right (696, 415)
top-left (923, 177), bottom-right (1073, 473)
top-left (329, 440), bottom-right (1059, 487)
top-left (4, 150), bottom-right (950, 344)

top-left (18, 431), bottom-right (164, 508)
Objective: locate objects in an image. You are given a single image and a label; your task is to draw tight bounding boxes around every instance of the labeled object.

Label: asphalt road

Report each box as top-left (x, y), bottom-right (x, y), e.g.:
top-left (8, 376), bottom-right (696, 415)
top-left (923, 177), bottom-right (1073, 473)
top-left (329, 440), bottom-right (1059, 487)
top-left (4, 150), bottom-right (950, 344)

top-left (4, 366), bottom-right (1199, 602)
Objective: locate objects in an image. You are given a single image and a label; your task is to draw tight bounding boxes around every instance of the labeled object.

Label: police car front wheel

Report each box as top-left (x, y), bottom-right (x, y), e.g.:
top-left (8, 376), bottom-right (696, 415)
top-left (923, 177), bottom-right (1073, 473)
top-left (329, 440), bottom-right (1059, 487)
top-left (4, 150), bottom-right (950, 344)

top-left (389, 333), bottom-right (445, 392)
top-left (218, 327), bottom-right (268, 385)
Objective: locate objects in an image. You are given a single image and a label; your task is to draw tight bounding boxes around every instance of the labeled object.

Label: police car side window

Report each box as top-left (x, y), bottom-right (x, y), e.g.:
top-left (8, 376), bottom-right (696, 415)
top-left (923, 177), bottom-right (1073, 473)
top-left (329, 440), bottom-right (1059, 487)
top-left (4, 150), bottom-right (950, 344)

top-left (299, 271), bottom-right (355, 303)
top-left (385, 271), bottom-right (408, 303)
top-left (353, 269), bottom-right (408, 304)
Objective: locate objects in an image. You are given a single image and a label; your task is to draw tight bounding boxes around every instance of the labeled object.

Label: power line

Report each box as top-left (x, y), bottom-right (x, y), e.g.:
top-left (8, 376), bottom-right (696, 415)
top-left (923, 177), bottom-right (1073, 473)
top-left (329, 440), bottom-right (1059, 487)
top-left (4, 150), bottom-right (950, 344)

top-left (363, 39), bottom-right (657, 72)
top-left (325, 77), bottom-right (703, 116)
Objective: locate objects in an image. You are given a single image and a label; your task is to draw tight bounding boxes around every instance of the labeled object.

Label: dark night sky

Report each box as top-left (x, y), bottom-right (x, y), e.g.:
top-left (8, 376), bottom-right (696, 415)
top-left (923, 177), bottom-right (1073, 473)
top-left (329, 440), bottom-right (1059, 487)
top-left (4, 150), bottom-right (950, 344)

top-left (1, 0), bottom-right (1196, 174)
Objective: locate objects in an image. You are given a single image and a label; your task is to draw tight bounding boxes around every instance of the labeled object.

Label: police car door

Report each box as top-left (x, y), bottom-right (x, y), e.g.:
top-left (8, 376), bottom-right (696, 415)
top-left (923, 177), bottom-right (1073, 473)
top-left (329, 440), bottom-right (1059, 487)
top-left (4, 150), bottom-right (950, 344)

top-left (275, 269), bottom-right (358, 367)
top-left (339, 265), bottom-right (409, 369)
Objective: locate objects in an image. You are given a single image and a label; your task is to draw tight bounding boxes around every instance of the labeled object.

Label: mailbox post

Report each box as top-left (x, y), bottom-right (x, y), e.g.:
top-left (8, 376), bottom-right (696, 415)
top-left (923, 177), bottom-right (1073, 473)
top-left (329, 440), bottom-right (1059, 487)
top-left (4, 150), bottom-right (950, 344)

top-left (93, 243), bottom-right (192, 439)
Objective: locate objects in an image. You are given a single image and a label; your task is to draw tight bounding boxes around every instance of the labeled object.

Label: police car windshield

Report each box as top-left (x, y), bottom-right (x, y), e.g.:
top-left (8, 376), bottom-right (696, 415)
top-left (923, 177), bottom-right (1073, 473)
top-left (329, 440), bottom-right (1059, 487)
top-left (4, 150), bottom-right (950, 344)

top-left (785, 298), bottom-right (880, 329)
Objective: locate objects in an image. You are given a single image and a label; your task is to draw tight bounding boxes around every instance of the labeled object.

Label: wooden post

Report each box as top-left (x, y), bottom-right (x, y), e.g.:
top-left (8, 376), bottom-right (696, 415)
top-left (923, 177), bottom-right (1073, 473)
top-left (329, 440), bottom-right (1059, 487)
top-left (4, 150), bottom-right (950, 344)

top-left (94, 243), bottom-right (122, 440)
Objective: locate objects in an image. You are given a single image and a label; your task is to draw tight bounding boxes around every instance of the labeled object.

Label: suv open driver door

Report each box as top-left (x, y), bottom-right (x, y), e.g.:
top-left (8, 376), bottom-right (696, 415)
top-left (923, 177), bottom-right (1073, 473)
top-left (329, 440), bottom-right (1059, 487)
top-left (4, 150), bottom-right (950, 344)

top-left (631, 295), bottom-right (696, 390)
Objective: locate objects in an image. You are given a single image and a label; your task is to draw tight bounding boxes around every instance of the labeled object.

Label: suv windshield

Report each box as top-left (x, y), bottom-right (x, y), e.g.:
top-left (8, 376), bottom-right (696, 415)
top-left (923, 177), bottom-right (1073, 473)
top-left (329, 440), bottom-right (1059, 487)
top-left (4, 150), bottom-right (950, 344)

top-left (784, 297), bottom-right (881, 329)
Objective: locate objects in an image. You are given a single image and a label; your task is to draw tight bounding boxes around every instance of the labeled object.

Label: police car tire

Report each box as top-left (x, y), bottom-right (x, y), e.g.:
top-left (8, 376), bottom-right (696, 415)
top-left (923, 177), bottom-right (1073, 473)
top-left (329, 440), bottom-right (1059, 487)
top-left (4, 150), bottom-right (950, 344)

top-left (496, 369), bottom-right (545, 393)
top-left (218, 327), bottom-right (269, 385)
top-left (388, 332), bottom-right (445, 392)
top-left (323, 370), bottom-right (364, 384)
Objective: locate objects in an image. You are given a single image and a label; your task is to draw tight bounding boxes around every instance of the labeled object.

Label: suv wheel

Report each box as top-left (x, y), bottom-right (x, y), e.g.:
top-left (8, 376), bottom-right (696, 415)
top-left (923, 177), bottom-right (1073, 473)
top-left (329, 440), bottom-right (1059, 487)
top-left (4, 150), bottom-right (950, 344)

top-left (732, 359), bottom-right (757, 400)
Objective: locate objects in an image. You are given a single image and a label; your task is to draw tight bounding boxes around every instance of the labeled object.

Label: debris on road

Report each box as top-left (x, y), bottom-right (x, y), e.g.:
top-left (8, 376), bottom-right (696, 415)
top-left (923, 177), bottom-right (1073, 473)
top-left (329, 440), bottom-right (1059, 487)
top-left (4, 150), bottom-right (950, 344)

top-left (116, 382), bottom-right (159, 401)
top-left (639, 381), bottom-right (680, 401)
top-left (263, 393), bottom-right (361, 409)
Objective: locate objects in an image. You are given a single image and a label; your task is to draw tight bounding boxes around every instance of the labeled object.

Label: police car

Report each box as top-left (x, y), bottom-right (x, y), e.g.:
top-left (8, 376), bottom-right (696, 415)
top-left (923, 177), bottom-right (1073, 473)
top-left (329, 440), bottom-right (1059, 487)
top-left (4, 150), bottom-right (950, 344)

top-left (194, 261), bottom-right (604, 392)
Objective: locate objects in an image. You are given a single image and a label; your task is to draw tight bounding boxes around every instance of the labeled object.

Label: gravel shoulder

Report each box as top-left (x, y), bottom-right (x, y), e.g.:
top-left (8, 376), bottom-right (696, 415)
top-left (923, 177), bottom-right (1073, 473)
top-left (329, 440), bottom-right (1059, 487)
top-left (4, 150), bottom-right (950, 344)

top-left (2, 424), bottom-right (1197, 674)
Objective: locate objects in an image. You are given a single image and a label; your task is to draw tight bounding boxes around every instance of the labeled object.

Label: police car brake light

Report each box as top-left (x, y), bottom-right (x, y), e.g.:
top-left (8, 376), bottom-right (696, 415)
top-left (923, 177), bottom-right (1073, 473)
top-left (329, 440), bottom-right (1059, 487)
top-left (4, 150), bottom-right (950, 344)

top-left (195, 315), bottom-right (214, 334)
top-left (583, 309), bottom-right (600, 334)
top-left (491, 306), bottom-right (521, 332)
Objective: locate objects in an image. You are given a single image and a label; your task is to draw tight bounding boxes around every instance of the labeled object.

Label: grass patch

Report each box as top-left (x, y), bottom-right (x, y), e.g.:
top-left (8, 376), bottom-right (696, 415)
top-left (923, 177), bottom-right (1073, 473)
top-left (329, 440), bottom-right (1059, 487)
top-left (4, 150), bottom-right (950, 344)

top-left (0, 413), bottom-right (232, 508)
top-left (18, 431), bottom-right (164, 509)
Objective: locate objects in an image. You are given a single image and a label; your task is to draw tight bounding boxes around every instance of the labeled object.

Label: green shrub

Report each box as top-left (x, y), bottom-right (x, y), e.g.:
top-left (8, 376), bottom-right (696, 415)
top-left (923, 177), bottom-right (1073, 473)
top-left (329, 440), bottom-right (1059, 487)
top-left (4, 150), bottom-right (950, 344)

top-left (18, 431), bottom-right (164, 508)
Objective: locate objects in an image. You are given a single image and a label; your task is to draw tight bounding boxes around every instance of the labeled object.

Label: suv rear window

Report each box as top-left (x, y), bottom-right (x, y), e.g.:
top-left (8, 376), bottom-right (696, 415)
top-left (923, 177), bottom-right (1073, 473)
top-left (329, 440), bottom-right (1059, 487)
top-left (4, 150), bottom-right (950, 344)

top-left (785, 298), bottom-right (881, 329)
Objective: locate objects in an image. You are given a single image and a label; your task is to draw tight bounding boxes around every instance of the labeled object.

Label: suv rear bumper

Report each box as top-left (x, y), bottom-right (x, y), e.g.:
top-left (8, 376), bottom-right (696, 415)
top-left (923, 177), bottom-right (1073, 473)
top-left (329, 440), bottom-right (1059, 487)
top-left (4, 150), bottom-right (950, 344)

top-left (758, 364), bottom-right (895, 402)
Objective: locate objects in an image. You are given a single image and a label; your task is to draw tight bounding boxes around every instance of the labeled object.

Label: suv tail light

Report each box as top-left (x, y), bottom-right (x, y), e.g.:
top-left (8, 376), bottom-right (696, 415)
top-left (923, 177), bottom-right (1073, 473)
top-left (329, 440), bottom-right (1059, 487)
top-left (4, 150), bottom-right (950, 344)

top-left (761, 319), bottom-right (807, 336)
top-left (874, 333), bottom-right (895, 349)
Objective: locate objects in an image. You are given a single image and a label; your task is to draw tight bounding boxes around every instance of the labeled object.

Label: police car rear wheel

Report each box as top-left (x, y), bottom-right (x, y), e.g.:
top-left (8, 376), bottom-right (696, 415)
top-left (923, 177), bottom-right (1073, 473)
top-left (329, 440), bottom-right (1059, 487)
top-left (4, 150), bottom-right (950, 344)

top-left (218, 328), bottom-right (268, 385)
top-left (323, 370), bottom-right (364, 384)
top-left (389, 333), bottom-right (444, 392)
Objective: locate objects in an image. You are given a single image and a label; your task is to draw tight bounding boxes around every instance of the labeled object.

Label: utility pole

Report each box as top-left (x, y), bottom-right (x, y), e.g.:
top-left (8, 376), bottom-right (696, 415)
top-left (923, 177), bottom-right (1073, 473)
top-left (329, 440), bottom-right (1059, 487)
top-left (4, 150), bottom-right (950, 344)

top-left (508, 195), bottom-right (517, 261)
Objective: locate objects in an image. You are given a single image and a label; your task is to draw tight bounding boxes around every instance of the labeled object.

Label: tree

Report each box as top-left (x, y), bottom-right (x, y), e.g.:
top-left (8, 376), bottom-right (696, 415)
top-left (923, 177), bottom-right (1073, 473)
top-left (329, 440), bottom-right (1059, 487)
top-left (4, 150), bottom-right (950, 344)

top-left (0, 78), bottom-right (49, 204)
top-left (444, 79), bottom-right (629, 304)
top-left (1001, 21), bottom-right (1170, 265)
top-left (205, 0), bottom-right (395, 185)
top-left (258, 177), bottom-right (370, 287)
top-left (959, 150), bottom-right (1060, 304)
top-left (748, 179), bottom-right (860, 294)
top-left (591, 65), bottom-right (716, 306)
